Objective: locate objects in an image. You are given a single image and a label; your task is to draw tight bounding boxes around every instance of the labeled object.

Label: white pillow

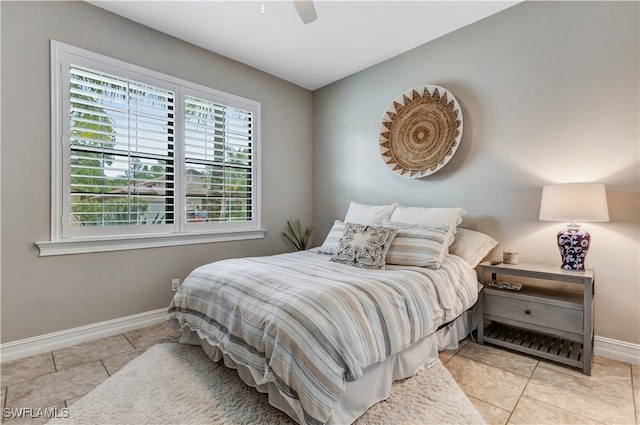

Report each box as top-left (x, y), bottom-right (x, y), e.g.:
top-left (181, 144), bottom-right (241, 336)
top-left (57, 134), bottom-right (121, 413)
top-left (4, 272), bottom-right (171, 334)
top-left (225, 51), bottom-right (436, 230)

top-left (383, 222), bottom-right (452, 269)
top-left (389, 206), bottom-right (466, 228)
top-left (389, 206), bottom-right (466, 246)
top-left (343, 201), bottom-right (398, 226)
top-left (318, 220), bottom-right (345, 255)
top-left (449, 228), bottom-right (498, 268)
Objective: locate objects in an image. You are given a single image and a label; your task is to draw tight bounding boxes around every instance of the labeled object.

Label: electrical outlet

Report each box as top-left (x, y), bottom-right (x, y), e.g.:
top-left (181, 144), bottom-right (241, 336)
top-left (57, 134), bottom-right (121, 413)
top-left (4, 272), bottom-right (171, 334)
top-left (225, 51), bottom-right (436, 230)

top-left (171, 278), bottom-right (180, 291)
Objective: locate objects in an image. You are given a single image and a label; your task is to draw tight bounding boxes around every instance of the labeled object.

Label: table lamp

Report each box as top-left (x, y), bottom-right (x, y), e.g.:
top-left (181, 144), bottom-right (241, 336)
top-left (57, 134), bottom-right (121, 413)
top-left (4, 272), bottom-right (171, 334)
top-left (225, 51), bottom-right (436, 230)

top-left (539, 183), bottom-right (609, 271)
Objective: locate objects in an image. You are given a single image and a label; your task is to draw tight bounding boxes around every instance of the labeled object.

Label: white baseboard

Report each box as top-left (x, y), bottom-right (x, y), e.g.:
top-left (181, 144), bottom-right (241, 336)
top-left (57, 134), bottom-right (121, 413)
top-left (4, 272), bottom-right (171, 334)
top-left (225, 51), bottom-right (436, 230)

top-left (2, 311), bottom-right (639, 366)
top-left (595, 335), bottom-right (640, 365)
top-left (0, 308), bottom-right (167, 363)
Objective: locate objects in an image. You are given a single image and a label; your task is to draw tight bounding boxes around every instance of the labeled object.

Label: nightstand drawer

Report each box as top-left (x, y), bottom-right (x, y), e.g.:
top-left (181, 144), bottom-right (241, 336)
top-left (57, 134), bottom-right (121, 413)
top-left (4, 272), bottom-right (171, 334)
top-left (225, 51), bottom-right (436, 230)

top-left (483, 292), bottom-right (583, 334)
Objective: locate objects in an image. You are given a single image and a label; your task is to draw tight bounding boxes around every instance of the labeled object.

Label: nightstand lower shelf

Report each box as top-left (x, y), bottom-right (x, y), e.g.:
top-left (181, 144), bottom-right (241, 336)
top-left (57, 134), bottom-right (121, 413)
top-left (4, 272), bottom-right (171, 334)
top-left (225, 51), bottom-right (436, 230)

top-left (483, 322), bottom-right (585, 369)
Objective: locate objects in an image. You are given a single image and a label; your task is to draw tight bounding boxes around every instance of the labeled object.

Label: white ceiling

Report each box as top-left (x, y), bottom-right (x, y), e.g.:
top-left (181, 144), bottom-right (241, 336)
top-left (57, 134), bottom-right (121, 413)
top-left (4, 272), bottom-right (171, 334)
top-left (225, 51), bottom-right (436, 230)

top-left (88, 1), bottom-right (521, 91)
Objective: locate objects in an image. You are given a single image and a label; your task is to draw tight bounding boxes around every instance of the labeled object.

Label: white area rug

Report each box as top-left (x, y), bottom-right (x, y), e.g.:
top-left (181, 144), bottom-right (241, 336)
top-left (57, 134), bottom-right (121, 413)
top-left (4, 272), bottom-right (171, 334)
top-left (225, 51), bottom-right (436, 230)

top-left (49, 342), bottom-right (485, 425)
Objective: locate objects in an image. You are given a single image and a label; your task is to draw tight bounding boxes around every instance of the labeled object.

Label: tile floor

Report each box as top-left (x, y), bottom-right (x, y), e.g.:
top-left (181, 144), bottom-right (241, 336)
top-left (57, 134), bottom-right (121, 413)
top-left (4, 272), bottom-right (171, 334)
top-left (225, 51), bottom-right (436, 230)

top-left (1, 322), bottom-right (638, 424)
top-left (440, 339), bottom-right (639, 425)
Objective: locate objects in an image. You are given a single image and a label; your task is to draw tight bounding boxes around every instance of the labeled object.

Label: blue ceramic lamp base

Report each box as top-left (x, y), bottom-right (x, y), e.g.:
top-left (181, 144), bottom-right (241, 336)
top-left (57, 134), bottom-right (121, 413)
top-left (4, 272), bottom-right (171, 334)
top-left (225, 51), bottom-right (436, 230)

top-left (557, 227), bottom-right (591, 271)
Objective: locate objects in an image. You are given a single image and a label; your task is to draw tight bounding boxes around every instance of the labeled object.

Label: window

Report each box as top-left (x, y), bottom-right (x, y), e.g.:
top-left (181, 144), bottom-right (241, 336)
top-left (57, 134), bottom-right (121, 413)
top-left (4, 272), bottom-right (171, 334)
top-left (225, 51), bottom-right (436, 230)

top-left (68, 65), bottom-right (176, 232)
top-left (38, 41), bottom-right (264, 256)
top-left (183, 94), bottom-right (254, 226)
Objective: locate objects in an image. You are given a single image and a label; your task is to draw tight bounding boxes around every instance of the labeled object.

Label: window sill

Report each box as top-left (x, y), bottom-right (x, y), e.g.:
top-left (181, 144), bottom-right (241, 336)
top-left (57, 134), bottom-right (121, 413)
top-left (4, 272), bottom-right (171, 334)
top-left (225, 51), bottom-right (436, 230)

top-left (35, 229), bottom-right (267, 256)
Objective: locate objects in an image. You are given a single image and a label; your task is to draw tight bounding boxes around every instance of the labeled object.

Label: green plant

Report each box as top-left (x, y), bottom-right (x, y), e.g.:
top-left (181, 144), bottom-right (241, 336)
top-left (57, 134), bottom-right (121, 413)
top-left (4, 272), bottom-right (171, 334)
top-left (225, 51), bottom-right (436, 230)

top-left (282, 219), bottom-right (314, 251)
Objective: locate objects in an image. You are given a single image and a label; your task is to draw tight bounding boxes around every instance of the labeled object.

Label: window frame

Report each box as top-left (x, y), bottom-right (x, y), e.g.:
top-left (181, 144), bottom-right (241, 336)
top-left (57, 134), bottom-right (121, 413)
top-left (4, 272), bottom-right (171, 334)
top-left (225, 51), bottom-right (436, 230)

top-left (37, 41), bottom-right (264, 256)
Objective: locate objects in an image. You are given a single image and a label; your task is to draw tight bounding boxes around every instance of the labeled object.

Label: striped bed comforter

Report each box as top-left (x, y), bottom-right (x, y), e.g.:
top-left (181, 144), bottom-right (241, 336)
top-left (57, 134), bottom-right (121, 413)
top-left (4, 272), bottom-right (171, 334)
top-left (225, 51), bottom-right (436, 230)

top-left (167, 250), bottom-right (478, 425)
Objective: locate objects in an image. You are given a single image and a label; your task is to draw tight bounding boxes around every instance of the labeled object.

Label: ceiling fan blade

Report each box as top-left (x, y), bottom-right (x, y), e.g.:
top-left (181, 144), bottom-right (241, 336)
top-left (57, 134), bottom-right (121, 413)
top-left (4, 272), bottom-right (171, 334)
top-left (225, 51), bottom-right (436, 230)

top-left (293, 0), bottom-right (317, 24)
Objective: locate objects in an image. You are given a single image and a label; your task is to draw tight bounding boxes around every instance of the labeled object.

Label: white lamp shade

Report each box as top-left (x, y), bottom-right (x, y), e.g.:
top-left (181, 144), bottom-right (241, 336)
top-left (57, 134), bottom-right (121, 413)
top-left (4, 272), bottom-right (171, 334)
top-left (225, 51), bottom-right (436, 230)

top-left (539, 183), bottom-right (609, 222)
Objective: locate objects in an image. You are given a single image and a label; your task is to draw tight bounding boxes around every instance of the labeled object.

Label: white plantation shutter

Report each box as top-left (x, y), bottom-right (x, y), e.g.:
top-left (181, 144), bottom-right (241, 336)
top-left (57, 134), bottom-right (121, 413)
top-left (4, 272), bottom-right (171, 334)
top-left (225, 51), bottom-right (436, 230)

top-left (68, 65), bottom-right (175, 232)
top-left (184, 95), bottom-right (254, 224)
top-left (47, 41), bottom-right (262, 250)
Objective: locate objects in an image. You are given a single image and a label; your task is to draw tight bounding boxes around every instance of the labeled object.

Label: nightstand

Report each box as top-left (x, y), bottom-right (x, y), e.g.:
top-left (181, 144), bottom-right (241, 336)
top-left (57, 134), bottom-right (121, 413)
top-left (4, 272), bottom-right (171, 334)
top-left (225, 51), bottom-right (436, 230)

top-left (476, 261), bottom-right (595, 375)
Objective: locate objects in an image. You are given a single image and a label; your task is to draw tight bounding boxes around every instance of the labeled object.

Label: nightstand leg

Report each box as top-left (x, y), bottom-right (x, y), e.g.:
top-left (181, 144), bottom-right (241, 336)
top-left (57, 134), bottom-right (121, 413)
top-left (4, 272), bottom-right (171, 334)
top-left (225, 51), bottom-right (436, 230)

top-left (477, 290), bottom-right (484, 344)
top-left (476, 266), bottom-right (485, 344)
top-left (583, 277), bottom-right (594, 375)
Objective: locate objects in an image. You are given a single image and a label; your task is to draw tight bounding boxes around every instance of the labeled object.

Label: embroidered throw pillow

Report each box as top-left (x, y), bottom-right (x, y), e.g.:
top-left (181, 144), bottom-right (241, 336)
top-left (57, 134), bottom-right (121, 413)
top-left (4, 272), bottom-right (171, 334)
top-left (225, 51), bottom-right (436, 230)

top-left (330, 223), bottom-right (398, 270)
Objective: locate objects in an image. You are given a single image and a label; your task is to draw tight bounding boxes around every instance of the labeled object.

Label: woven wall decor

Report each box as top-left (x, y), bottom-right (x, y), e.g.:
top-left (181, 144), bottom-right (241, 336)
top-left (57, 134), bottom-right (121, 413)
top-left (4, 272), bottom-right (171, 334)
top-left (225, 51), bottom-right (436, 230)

top-left (379, 85), bottom-right (463, 178)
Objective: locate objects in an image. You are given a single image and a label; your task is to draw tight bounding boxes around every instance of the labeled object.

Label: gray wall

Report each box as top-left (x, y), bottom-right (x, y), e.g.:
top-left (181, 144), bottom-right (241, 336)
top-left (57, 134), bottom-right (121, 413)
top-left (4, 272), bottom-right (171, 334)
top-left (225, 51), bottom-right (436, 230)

top-left (1, 1), bottom-right (313, 343)
top-left (313, 1), bottom-right (640, 344)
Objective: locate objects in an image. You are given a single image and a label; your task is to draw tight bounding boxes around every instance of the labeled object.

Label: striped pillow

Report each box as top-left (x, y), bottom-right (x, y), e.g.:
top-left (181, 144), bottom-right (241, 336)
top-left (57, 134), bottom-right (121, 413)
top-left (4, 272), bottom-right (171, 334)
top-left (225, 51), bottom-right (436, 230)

top-left (384, 222), bottom-right (452, 269)
top-left (318, 220), bottom-right (346, 255)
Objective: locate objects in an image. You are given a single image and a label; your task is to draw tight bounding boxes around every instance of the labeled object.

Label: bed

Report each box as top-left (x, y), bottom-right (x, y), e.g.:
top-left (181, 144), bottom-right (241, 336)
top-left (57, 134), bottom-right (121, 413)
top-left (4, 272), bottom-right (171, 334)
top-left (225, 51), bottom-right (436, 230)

top-left (167, 202), bottom-right (497, 425)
